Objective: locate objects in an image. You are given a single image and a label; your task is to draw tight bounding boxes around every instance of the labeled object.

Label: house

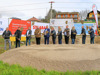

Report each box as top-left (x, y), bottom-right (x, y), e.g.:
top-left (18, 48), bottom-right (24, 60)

top-left (56, 12), bottom-right (79, 22)
top-left (27, 17), bottom-right (41, 25)
top-left (27, 17), bottom-right (41, 22)
top-left (87, 10), bottom-right (100, 21)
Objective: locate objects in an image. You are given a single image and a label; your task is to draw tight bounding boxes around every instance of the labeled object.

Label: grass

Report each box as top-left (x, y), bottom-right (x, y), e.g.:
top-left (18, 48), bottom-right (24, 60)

top-left (0, 36), bottom-right (15, 54)
top-left (0, 61), bottom-right (100, 75)
top-left (77, 22), bottom-right (96, 23)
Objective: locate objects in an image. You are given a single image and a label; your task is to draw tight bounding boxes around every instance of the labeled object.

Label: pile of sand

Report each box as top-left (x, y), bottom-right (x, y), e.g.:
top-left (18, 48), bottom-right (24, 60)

top-left (0, 44), bottom-right (100, 72)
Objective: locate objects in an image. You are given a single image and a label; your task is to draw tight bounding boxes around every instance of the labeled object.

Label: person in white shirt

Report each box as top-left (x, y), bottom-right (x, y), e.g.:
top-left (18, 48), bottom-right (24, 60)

top-left (26, 27), bottom-right (32, 46)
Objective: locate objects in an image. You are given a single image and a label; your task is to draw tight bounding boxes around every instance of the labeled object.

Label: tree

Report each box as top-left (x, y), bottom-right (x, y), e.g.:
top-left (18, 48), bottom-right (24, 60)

top-left (10, 17), bottom-right (21, 20)
top-left (79, 10), bottom-right (90, 20)
top-left (44, 9), bottom-right (57, 23)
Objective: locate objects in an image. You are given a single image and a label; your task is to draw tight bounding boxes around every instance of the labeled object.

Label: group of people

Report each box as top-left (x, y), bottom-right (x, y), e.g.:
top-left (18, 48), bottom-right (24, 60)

top-left (34, 25), bottom-right (95, 45)
top-left (2, 25), bottom-right (95, 50)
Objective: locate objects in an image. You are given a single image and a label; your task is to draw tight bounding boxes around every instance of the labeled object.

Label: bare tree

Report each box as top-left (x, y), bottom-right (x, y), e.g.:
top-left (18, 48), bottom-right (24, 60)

top-left (79, 10), bottom-right (90, 20)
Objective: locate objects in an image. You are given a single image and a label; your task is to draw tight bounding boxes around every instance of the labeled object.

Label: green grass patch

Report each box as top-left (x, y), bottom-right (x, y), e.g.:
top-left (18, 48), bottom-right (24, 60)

top-left (84, 21), bottom-right (96, 23)
top-left (0, 61), bottom-right (100, 75)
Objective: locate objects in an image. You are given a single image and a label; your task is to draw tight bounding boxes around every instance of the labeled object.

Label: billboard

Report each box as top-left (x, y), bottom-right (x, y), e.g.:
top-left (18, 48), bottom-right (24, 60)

top-left (9, 19), bottom-right (31, 35)
top-left (0, 18), bottom-right (8, 35)
top-left (31, 22), bottom-right (50, 35)
top-left (74, 23), bottom-right (97, 35)
top-left (50, 19), bottom-right (74, 34)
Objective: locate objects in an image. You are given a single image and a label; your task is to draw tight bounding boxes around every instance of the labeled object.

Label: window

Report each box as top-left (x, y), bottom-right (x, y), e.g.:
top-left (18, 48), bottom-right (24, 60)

top-left (70, 15), bottom-right (73, 18)
top-left (65, 15), bottom-right (68, 17)
top-left (74, 19), bottom-right (77, 20)
top-left (63, 15), bottom-right (65, 18)
top-left (58, 15), bottom-right (61, 18)
top-left (74, 15), bottom-right (77, 17)
top-left (92, 15), bottom-right (94, 17)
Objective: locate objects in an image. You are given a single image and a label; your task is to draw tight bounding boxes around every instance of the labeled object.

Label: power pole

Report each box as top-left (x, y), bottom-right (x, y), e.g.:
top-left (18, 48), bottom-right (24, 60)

top-left (49, 1), bottom-right (55, 19)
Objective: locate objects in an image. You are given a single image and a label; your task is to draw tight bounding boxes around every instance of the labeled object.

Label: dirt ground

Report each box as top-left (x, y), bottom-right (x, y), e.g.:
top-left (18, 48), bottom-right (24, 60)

top-left (0, 44), bottom-right (100, 71)
top-left (0, 36), bottom-right (100, 72)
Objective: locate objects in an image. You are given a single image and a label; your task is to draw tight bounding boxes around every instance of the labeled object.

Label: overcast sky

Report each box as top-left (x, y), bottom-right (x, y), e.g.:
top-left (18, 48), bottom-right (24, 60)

top-left (0, 0), bottom-right (100, 20)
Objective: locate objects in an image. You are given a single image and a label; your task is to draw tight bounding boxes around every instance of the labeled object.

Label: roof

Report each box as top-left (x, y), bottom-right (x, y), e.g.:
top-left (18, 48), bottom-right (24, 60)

top-left (27, 17), bottom-right (41, 22)
top-left (87, 10), bottom-right (100, 18)
top-left (56, 12), bottom-right (79, 15)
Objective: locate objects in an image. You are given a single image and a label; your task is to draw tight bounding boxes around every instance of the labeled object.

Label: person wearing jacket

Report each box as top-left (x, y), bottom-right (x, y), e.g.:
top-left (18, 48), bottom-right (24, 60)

top-left (57, 26), bottom-right (62, 44)
top-left (14, 27), bottom-right (22, 48)
top-left (43, 26), bottom-right (50, 44)
top-left (2, 27), bottom-right (12, 50)
top-left (63, 25), bottom-right (70, 44)
top-left (71, 26), bottom-right (77, 44)
top-left (34, 26), bottom-right (41, 45)
top-left (88, 26), bottom-right (95, 44)
top-left (26, 27), bottom-right (32, 46)
top-left (81, 26), bottom-right (86, 44)
top-left (51, 27), bottom-right (56, 44)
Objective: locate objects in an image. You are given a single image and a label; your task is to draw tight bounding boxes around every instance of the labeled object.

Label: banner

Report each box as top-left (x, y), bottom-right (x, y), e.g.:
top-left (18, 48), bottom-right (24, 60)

top-left (31, 22), bottom-right (50, 35)
top-left (9, 19), bottom-right (31, 35)
top-left (92, 4), bottom-right (98, 28)
top-left (50, 19), bottom-right (74, 34)
top-left (0, 18), bottom-right (8, 35)
top-left (74, 23), bottom-right (96, 35)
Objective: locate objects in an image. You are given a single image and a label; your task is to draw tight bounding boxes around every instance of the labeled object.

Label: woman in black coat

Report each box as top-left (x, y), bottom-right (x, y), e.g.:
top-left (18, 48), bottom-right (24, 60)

top-left (57, 26), bottom-right (62, 44)
top-left (71, 26), bottom-right (77, 44)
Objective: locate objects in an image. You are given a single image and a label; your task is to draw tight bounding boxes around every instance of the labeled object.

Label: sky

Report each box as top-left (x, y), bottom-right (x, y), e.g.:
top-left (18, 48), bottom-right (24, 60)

top-left (0, 0), bottom-right (100, 20)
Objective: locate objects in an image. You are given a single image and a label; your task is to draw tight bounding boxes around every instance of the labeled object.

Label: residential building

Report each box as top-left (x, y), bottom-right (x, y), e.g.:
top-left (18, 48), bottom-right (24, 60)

top-left (56, 12), bottom-right (79, 22)
top-left (27, 17), bottom-right (41, 22)
top-left (87, 10), bottom-right (100, 21)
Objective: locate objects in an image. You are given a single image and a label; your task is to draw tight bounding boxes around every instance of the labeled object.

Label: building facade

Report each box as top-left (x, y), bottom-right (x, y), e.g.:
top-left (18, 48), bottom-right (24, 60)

top-left (87, 10), bottom-right (100, 21)
top-left (56, 12), bottom-right (79, 22)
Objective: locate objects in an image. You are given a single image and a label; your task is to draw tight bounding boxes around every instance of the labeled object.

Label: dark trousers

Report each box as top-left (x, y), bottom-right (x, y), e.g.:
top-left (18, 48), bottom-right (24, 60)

top-left (26, 37), bottom-right (31, 46)
top-left (58, 39), bottom-right (62, 44)
top-left (16, 39), bottom-right (20, 48)
top-left (64, 36), bottom-right (69, 44)
top-left (90, 37), bottom-right (94, 44)
top-left (82, 36), bottom-right (86, 44)
top-left (52, 37), bottom-right (56, 44)
top-left (72, 39), bottom-right (75, 44)
top-left (44, 37), bottom-right (49, 44)
top-left (36, 38), bottom-right (41, 45)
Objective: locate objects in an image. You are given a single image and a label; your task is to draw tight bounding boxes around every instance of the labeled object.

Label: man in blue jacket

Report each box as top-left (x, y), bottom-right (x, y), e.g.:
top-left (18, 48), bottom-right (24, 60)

top-left (88, 26), bottom-right (95, 44)
top-left (44, 26), bottom-right (50, 44)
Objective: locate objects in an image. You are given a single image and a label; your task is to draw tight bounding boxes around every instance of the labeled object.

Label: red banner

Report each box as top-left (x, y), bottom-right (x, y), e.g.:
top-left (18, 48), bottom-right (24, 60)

top-left (9, 19), bottom-right (31, 35)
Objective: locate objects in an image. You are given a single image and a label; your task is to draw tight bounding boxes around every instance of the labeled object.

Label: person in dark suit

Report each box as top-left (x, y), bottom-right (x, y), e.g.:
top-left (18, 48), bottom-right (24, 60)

top-left (14, 27), bottom-right (22, 48)
top-left (63, 25), bottom-right (70, 44)
top-left (26, 27), bottom-right (32, 46)
top-left (43, 26), bottom-right (50, 44)
top-left (51, 27), bottom-right (56, 44)
top-left (34, 26), bottom-right (41, 45)
top-left (71, 26), bottom-right (77, 44)
top-left (2, 27), bottom-right (12, 50)
top-left (57, 26), bottom-right (62, 44)
top-left (81, 26), bottom-right (86, 44)
top-left (88, 26), bottom-right (95, 44)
